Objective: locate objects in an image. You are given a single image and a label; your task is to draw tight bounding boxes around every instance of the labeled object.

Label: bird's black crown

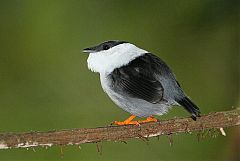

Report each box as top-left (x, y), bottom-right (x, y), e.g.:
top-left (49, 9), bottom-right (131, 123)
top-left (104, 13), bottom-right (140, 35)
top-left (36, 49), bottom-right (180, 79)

top-left (83, 40), bottom-right (128, 53)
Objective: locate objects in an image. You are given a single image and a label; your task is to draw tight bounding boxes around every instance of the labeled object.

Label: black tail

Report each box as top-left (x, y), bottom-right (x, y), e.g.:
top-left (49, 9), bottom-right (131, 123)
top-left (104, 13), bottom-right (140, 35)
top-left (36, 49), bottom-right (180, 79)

top-left (176, 97), bottom-right (201, 121)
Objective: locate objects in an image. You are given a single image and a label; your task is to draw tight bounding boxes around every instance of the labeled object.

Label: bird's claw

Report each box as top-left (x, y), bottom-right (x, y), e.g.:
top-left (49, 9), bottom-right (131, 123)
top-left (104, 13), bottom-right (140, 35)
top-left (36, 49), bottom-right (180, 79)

top-left (112, 116), bottom-right (158, 126)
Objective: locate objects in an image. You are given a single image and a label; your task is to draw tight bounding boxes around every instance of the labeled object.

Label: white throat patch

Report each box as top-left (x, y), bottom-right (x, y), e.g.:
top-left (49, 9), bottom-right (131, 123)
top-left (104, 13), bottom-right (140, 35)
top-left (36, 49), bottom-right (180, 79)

top-left (87, 43), bottom-right (147, 74)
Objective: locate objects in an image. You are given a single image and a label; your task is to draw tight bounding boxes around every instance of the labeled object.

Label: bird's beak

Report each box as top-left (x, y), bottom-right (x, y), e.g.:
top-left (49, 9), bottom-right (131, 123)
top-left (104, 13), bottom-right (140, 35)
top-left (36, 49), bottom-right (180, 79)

top-left (82, 47), bottom-right (96, 53)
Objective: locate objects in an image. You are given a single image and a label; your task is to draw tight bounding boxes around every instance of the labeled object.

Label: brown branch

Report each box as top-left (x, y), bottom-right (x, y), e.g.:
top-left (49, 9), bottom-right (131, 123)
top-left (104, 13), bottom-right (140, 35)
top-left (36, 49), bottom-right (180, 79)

top-left (0, 108), bottom-right (239, 149)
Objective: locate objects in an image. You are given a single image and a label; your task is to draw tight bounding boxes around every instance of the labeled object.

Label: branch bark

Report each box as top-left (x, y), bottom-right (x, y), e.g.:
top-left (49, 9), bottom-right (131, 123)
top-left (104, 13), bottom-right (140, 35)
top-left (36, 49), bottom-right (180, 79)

top-left (0, 108), bottom-right (239, 149)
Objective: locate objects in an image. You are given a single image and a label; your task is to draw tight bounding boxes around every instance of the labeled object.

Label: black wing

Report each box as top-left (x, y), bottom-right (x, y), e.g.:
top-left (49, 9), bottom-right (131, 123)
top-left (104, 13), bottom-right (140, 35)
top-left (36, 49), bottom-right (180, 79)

top-left (109, 53), bottom-right (164, 104)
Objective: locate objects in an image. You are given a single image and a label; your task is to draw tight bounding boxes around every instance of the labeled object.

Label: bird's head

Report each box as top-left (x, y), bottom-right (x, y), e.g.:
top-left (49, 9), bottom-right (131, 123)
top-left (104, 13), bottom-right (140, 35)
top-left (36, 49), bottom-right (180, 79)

top-left (83, 40), bottom-right (147, 74)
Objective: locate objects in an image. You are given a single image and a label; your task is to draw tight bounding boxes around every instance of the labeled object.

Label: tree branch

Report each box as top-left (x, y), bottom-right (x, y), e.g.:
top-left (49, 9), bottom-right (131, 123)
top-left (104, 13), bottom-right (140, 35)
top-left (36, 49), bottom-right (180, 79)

top-left (0, 108), bottom-right (239, 149)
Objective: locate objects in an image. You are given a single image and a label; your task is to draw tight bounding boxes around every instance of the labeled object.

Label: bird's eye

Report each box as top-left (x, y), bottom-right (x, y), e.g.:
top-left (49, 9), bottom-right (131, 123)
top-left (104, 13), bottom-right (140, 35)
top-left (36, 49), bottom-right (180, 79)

top-left (103, 44), bottom-right (110, 50)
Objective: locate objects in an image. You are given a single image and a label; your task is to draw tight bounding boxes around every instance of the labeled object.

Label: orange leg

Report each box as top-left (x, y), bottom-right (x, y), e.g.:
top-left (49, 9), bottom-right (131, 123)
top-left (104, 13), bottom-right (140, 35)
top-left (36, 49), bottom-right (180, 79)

top-left (113, 115), bottom-right (158, 125)
top-left (137, 116), bottom-right (158, 123)
top-left (113, 115), bottom-right (139, 125)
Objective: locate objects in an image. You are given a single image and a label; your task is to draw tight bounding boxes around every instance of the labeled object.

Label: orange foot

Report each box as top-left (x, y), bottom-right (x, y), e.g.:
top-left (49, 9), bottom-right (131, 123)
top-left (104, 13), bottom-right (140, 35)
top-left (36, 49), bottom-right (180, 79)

top-left (113, 115), bottom-right (158, 125)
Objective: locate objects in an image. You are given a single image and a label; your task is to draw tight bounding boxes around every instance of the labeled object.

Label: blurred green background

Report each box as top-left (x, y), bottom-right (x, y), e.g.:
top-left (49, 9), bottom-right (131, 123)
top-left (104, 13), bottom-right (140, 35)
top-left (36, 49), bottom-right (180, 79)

top-left (0, 0), bottom-right (239, 161)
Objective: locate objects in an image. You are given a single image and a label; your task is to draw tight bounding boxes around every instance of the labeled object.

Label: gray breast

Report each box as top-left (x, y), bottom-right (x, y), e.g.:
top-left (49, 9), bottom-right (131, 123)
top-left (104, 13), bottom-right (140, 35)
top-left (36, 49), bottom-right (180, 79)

top-left (99, 53), bottom-right (181, 117)
top-left (100, 73), bottom-right (172, 117)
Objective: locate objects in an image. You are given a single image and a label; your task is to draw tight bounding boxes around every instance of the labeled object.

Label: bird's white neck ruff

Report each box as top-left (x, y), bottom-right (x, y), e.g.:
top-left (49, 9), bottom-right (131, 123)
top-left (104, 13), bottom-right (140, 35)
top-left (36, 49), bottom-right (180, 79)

top-left (87, 43), bottom-right (147, 74)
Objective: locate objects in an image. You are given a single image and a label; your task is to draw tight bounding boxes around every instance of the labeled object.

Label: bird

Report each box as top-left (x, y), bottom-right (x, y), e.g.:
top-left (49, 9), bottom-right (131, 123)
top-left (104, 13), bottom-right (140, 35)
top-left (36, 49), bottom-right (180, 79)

top-left (83, 40), bottom-right (200, 125)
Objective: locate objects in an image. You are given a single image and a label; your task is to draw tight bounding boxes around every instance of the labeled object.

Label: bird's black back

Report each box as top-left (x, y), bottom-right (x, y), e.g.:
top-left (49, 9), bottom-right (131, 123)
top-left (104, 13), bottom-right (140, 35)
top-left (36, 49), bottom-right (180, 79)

top-left (109, 53), bottom-right (201, 120)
